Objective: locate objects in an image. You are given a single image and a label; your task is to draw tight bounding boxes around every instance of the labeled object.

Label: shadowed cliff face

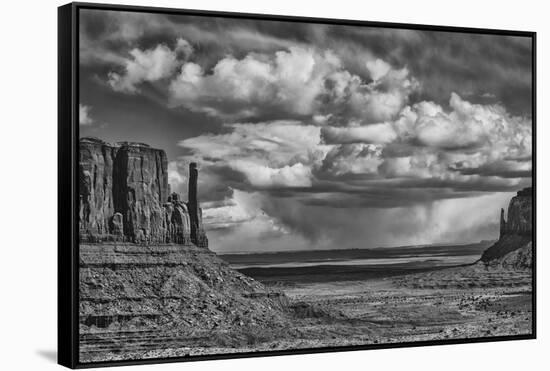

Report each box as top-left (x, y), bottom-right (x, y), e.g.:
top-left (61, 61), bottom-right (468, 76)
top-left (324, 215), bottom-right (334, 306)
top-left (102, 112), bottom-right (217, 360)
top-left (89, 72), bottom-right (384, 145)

top-left (481, 187), bottom-right (533, 263)
top-left (501, 188), bottom-right (533, 237)
top-left (79, 138), bottom-right (118, 236)
top-left (79, 137), bottom-right (207, 246)
top-left (112, 141), bottom-right (169, 243)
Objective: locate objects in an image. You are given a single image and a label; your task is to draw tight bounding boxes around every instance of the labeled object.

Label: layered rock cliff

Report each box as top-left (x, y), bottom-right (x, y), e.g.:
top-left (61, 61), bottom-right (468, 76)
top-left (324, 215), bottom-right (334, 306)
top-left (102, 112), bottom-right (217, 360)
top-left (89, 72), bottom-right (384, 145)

top-left (79, 243), bottom-right (290, 362)
top-left (481, 187), bottom-right (533, 265)
top-left (79, 137), bottom-right (207, 247)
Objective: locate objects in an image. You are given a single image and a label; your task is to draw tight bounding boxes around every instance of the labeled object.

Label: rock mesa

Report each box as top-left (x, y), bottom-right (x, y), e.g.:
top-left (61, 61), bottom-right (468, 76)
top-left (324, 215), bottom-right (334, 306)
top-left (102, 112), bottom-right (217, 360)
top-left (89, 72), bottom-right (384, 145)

top-left (79, 137), bottom-right (208, 247)
top-left (481, 187), bottom-right (533, 265)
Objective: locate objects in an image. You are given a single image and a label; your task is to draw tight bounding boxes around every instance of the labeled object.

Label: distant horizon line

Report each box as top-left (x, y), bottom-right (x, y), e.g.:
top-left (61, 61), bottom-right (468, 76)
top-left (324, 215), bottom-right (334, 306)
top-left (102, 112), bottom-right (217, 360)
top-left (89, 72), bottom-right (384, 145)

top-left (215, 239), bottom-right (496, 255)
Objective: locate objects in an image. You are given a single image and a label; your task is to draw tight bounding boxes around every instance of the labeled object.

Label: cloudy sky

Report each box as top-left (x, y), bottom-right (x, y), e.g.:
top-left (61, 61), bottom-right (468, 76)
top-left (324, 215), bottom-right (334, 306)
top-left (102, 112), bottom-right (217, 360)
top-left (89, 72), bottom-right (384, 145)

top-left (79, 9), bottom-right (533, 253)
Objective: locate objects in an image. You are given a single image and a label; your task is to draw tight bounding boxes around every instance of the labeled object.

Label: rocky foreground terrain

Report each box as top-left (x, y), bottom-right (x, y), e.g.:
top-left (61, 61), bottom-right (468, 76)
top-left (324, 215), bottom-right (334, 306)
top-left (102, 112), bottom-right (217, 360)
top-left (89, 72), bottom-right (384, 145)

top-left (79, 243), bottom-right (294, 362)
top-left (80, 245), bottom-right (532, 362)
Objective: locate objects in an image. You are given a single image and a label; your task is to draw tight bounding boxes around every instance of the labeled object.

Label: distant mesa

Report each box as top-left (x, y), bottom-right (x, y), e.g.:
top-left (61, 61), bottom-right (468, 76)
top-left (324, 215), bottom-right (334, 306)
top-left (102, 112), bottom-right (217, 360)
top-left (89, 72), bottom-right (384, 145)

top-left (481, 187), bottom-right (533, 267)
top-left (79, 137), bottom-right (208, 247)
top-left (499, 187), bottom-right (532, 238)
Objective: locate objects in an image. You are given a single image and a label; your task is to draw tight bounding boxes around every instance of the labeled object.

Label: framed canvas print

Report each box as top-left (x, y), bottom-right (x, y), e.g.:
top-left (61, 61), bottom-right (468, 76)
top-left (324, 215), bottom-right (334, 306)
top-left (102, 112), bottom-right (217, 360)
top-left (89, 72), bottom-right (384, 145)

top-left (58, 2), bottom-right (536, 368)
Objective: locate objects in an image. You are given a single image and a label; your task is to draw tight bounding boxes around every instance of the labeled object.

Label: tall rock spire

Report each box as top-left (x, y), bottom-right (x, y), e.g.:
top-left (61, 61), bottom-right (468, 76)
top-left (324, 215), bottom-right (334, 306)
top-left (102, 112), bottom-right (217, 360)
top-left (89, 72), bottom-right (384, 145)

top-left (187, 162), bottom-right (208, 247)
top-left (188, 162), bottom-right (199, 242)
top-left (500, 208), bottom-right (506, 238)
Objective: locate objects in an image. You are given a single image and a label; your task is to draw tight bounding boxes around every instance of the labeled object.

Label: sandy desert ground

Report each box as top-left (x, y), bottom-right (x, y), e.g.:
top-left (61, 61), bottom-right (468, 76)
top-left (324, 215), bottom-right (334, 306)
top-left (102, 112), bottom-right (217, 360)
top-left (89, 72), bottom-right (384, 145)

top-left (84, 262), bottom-right (531, 361)
top-left (224, 263), bottom-right (532, 352)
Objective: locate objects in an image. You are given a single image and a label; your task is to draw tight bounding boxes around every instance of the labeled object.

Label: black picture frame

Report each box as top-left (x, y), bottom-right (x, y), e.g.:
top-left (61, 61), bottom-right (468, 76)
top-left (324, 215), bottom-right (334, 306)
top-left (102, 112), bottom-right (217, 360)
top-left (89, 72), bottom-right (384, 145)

top-left (58, 2), bottom-right (536, 368)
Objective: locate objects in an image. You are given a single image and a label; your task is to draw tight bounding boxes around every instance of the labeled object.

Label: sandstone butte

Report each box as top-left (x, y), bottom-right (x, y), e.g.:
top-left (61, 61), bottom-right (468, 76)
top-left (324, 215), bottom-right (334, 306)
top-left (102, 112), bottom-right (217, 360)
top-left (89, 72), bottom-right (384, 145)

top-left (481, 186), bottom-right (533, 268)
top-left (79, 137), bottom-right (208, 246)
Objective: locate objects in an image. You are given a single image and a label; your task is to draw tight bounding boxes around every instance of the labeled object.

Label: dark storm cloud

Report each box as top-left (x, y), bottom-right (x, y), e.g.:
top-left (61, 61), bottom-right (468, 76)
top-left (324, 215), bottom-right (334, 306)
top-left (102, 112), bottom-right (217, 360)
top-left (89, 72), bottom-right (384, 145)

top-left (254, 175), bottom-right (530, 208)
top-left (80, 9), bottom-right (532, 117)
top-left (313, 25), bottom-right (532, 115)
top-left (450, 162), bottom-right (532, 179)
top-left (79, 9), bottom-right (533, 251)
top-left (410, 33), bottom-right (532, 116)
top-left (211, 190), bottom-right (514, 251)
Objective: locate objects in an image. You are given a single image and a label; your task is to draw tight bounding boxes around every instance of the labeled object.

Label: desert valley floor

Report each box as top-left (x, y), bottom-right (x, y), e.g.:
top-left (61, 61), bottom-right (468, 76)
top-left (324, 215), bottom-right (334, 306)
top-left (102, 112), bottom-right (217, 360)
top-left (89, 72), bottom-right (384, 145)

top-left (79, 253), bottom-right (532, 362)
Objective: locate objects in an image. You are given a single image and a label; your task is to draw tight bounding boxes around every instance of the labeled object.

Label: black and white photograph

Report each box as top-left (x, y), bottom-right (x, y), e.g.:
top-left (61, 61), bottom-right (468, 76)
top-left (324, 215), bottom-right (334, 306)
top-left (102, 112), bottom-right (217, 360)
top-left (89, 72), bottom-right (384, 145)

top-left (73, 3), bottom-right (534, 365)
top-left (3, 0), bottom-right (550, 370)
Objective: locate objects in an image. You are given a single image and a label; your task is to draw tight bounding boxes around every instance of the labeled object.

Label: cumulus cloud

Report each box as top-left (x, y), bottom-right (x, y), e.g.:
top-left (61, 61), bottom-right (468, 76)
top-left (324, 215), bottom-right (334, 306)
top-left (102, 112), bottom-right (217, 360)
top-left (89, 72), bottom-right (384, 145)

top-left (167, 45), bottom-right (418, 123)
top-left (102, 32), bottom-right (418, 126)
top-left (322, 63), bottom-right (418, 125)
top-left (391, 94), bottom-right (532, 175)
top-left (229, 161), bottom-right (313, 188)
top-left (179, 121), bottom-right (331, 188)
top-left (108, 39), bottom-right (191, 93)
top-left (170, 47), bottom-right (340, 118)
top-left (321, 144), bottom-right (383, 176)
top-left (175, 92), bottom-right (531, 206)
top-left (168, 160), bottom-right (186, 194)
top-left (79, 104), bottom-right (94, 125)
top-left (315, 93), bottom-right (531, 189)
top-left (366, 58), bottom-right (392, 81)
